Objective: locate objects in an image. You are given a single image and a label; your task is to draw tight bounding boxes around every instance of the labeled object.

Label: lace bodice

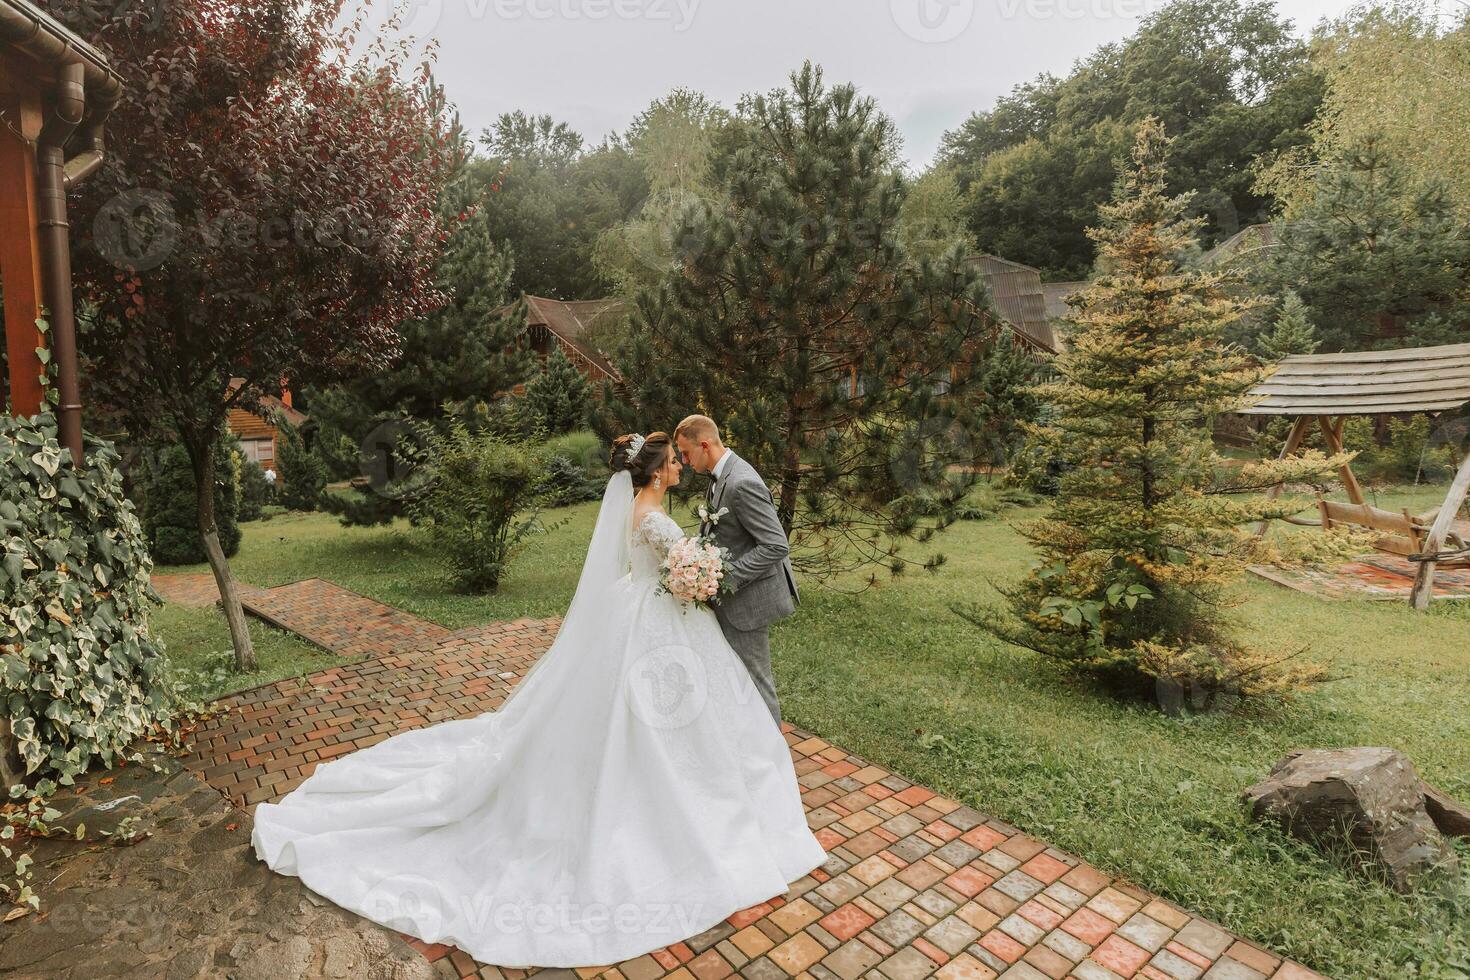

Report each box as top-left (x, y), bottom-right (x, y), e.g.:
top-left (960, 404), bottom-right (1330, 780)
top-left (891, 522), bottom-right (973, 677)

top-left (631, 509), bottom-right (686, 581)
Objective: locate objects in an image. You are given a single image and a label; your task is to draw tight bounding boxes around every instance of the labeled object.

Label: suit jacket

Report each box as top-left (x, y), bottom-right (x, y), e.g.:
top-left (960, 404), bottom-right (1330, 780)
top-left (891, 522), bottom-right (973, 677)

top-left (701, 453), bottom-right (798, 632)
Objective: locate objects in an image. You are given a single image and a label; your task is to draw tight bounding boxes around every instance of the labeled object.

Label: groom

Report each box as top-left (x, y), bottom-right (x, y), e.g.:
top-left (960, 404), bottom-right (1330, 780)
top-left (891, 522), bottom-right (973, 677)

top-left (675, 415), bottom-right (798, 725)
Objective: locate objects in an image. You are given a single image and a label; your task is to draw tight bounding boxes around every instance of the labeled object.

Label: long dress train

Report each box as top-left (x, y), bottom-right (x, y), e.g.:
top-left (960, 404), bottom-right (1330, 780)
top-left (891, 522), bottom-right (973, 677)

top-left (250, 473), bottom-right (826, 968)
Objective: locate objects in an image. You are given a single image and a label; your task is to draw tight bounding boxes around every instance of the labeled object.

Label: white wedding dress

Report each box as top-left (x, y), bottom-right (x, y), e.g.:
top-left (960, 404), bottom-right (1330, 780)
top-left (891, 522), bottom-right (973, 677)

top-left (250, 471), bottom-right (826, 968)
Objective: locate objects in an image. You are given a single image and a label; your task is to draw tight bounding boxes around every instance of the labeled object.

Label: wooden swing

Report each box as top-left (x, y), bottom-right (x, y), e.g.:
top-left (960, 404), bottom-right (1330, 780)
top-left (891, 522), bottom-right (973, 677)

top-left (1240, 342), bottom-right (1470, 609)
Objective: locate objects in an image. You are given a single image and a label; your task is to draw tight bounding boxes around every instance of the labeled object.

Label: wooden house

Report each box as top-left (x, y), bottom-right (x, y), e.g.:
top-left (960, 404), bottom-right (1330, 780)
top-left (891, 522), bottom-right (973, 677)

top-left (966, 255), bottom-right (1062, 356)
top-left (225, 380), bottom-right (306, 470)
top-left (1, 0), bottom-right (121, 462)
top-left (519, 295), bottom-right (624, 382)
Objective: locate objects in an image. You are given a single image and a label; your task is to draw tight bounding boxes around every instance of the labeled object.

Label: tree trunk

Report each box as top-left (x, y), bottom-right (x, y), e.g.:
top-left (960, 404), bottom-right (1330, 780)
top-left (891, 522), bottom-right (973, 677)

top-left (185, 431), bottom-right (257, 672)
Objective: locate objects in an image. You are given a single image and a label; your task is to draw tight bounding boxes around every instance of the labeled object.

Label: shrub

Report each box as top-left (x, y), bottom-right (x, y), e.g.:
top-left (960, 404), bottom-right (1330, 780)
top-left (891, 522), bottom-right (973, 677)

top-left (524, 347), bottom-right (592, 435)
top-left (0, 413), bottom-right (174, 782)
top-left (238, 455), bottom-right (273, 521)
top-left (1005, 405), bottom-right (1066, 496)
top-left (139, 437), bottom-right (241, 565)
top-left (1251, 414), bottom-right (1373, 462)
top-left (471, 391), bottom-right (543, 441)
top-left (542, 454), bottom-right (603, 507)
top-left (408, 421), bottom-right (553, 592)
top-left (543, 429), bottom-right (608, 480)
top-left (275, 412), bottom-right (325, 512)
top-left (1251, 413), bottom-right (1457, 485)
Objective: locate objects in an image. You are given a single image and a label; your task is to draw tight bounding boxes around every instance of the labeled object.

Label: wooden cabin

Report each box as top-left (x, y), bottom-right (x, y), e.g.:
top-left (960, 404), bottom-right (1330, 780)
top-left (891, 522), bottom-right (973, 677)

top-left (520, 295), bottom-right (624, 382)
top-left (966, 255), bottom-right (1062, 357)
top-left (1, 0), bottom-right (120, 451)
top-left (225, 380), bottom-right (305, 470)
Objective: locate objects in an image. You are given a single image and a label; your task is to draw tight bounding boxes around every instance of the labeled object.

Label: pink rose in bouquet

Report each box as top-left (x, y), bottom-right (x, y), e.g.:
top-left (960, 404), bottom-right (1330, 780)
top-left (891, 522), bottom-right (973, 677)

top-left (659, 535), bottom-right (731, 608)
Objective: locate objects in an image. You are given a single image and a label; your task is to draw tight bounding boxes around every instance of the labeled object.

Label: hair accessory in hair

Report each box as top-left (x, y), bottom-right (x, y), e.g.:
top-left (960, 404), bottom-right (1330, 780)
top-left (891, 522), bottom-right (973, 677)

top-left (627, 433), bottom-right (646, 457)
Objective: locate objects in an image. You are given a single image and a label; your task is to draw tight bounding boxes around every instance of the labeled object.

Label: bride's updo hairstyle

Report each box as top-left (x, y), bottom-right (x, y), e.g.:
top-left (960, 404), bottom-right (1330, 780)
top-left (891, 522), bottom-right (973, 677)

top-left (609, 432), bottom-right (672, 490)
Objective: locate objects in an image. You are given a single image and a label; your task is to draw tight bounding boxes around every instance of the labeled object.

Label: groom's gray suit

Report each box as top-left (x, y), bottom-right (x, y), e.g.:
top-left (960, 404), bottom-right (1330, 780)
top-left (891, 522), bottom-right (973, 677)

top-left (702, 451), bottom-right (798, 725)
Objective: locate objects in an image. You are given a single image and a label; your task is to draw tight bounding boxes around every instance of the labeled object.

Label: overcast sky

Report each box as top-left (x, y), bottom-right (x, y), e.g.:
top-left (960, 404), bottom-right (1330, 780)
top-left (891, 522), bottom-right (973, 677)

top-left (364, 0), bottom-right (1364, 170)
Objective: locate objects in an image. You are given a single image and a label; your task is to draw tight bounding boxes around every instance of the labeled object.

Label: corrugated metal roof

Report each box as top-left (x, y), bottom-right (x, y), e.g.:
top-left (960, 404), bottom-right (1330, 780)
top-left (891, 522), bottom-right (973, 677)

top-left (1040, 281), bottom-right (1086, 322)
top-left (966, 256), bottom-right (1058, 354)
top-left (1239, 343), bottom-right (1470, 416)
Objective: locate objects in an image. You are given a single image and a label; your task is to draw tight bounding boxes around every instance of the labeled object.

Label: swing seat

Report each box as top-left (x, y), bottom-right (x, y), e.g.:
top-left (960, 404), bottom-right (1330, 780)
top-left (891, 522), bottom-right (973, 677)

top-left (1316, 496), bottom-right (1470, 560)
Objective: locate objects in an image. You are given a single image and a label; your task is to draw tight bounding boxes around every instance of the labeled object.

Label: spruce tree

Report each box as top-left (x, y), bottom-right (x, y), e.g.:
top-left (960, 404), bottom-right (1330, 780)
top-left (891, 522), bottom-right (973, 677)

top-left (141, 434), bottom-right (242, 565)
top-left (275, 413), bottom-right (325, 512)
top-left (1255, 290), bottom-right (1319, 361)
top-left (961, 119), bottom-right (1339, 706)
top-left (524, 347), bottom-right (591, 434)
top-left (602, 64), bottom-right (1000, 580)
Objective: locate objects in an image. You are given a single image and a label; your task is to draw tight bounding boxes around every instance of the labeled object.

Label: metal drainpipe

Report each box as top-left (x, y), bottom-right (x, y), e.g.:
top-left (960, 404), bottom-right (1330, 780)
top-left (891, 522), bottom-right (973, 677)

top-left (2, 1), bottom-right (123, 464)
top-left (36, 62), bottom-right (85, 465)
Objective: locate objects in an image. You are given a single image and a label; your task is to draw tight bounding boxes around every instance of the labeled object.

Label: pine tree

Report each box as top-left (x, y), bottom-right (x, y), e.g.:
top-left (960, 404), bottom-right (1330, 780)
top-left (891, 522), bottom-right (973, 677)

top-left (1255, 290), bottom-right (1319, 361)
top-left (524, 347), bottom-right (591, 434)
top-left (316, 174), bottom-right (534, 430)
top-left (601, 64), bottom-right (1001, 581)
top-left (960, 119), bottom-right (1340, 707)
top-left (1257, 139), bottom-right (1470, 352)
top-left (314, 163), bottom-right (538, 526)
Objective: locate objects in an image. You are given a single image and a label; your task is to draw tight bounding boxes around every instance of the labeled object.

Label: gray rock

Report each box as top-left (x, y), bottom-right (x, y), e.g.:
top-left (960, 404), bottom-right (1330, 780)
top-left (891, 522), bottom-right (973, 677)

top-left (164, 947), bottom-right (214, 980)
top-left (1243, 747), bottom-right (1457, 892)
top-left (233, 935), bottom-right (313, 980)
top-left (1423, 782), bottom-right (1470, 838)
top-left (322, 934), bottom-right (362, 978)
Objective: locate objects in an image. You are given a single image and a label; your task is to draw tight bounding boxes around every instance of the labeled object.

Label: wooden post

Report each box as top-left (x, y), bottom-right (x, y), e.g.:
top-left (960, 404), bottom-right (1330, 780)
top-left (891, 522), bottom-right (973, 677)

top-left (0, 73), bottom-right (47, 417)
top-left (1253, 414), bottom-right (1312, 536)
top-left (1410, 449), bottom-right (1470, 610)
top-left (1317, 414), bottom-right (1366, 506)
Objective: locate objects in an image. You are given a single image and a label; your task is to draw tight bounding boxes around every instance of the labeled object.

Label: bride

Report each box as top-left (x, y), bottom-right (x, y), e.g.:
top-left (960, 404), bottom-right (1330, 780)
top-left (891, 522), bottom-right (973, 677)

top-left (250, 431), bottom-right (827, 968)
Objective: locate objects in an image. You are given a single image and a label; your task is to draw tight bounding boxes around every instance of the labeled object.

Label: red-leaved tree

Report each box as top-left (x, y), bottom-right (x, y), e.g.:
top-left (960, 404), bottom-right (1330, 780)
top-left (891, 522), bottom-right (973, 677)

top-left (46, 0), bottom-right (462, 668)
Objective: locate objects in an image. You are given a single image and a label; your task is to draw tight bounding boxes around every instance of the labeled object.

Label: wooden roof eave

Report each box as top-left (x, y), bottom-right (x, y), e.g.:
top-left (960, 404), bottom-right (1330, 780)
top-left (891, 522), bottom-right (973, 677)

top-left (1240, 342), bottom-right (1470, 418)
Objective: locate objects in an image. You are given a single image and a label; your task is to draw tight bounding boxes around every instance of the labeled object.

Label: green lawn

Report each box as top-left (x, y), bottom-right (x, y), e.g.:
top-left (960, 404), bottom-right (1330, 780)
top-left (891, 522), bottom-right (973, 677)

top-left (154, 494), bottom-right (1470, 978)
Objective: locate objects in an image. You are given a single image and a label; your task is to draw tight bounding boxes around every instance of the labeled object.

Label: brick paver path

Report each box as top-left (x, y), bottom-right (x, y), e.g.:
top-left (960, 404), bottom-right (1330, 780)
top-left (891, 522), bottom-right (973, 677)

top-left (183, 584), bottom-right (1329, 980)
top-left (185, 617), bottom-right (555, 807)
top-left (238, 578), bottom-right (454, 657)
top-left (1250, 555), bottom-right (1470, 601)
top-left (151, 572), bottom-right (225, 607)
top-left (154, 573), bottom-right (456, 656)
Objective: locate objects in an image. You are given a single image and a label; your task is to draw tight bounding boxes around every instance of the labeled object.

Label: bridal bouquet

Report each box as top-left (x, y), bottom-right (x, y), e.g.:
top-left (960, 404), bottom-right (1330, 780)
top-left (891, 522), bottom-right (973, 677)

top-left (660, 535), bottom-right (731, 609)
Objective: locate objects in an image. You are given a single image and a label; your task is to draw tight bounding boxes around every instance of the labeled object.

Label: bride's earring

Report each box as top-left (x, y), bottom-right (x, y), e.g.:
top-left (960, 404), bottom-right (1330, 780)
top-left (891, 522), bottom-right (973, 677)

top-left (653, 475), bottom-right (662, 492)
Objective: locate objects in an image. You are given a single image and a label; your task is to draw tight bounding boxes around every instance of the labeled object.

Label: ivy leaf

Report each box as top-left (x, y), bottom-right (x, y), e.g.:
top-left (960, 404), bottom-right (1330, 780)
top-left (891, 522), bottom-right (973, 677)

top-left (31, 448), bottom-right (62, 477)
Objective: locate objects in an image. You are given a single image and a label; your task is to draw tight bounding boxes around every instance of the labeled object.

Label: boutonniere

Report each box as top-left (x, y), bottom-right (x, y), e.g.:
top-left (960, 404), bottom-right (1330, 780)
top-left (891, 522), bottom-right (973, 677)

top-left (697, 504), bottom-right (729, 526)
